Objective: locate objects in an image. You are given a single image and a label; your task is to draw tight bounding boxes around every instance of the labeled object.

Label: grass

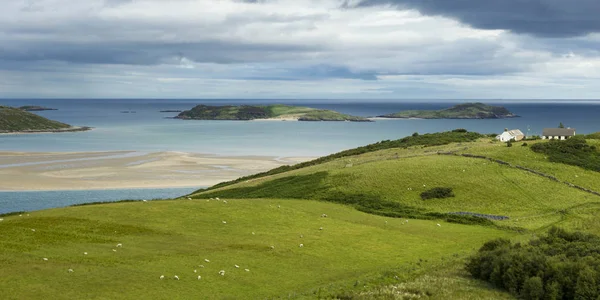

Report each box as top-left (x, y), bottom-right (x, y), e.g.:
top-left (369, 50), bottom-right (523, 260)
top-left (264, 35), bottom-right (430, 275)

top-left (0, 105), bottom-right (72, 132)
top-left (0, 199), bottom-right (512, 299)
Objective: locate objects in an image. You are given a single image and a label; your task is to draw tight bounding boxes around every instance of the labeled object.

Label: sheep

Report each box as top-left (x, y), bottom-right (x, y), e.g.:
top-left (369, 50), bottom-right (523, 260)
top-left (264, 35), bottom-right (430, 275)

top-left (174, 275), bottom-right (179, 280)
top-left (112, 249), bottom-right (117, 252)
top-left (116, 243), bottom-right (122, 248)
top-left (19, 215), bottom-right (22, 217)
top-left (222, 221), bottom-right (227, 224)
top-left (83, 252), bottom-right (88, 255)
top-left (187, 197), bottom-right (192, 200)
top-left (199, 265), bottom-right (205, 268)
top-left (0, 218), bottom-right (4, 221)
top-left (245, 269), bottom-right (250, 272)
top-left (204, 259), bottom-right (210, 263)
top-left (197, 275), bottom-right (202, 280)
top-left (270, 245), bottom-right (275, 249)
top-left (319, 227), bottom-right (323, 231)
top-left (218, 270), bottom-right (225, 276)
top-left (235, 264), bottom-right (239, 268)
top-left (299, 244), bottom-right (304, 248)
top-left (160, 275), bottom-right (165, 280)
top-left (437, 224), bottom-right (441, 227)
top-left (42, 258), bottom-right (48, 261)
top-left (223, 200), bottom-right (228, 204)
top-left (194, 269), bottom-right (197, 273)
top-left (68, 269), bottom-right (74, 273)
top-left (252, 232), bottom-right (255, 235)
top-left (278, 205), bottom-right (281, 208)
top-left (321, 214), bottom-right (327, 218)
top-left (216, 197), bottom-right (220, 201)
top-left (300, 234), bottom-right (303, 238)
top-left (142, 200), bottom-right (148, 202)
top-left (31, 229), bottom-right (36, 232)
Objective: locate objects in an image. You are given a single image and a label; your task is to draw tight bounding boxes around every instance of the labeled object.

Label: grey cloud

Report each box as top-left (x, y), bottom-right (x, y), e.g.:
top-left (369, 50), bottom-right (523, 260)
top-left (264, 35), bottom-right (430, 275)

top-left (353, 0), bottom-right (600, 37)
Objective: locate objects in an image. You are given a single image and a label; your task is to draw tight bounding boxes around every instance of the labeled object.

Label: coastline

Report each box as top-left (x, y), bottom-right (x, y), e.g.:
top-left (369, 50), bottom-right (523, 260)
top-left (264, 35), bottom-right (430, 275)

top-left (0, 151), bottom-right (314, 191)
top-left (0, 126), bottom-right (92, 135)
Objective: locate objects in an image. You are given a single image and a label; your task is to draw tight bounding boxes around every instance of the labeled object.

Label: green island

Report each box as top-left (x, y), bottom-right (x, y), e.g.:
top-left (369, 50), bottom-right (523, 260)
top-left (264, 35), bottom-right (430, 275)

top-left (18, 105), bottom-right (58, 111)
top-left (0, 105), bottom-right (89, 133)
top-left (176, 104), bottom-right (372, 122)
top-left (379, 102), bottom-right (519, 119)
top-left (3, 130), bottom-right (600, 299)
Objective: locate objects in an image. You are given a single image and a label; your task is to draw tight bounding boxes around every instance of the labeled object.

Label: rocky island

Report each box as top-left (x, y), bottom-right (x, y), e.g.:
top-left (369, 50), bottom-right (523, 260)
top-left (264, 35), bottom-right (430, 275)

top-left (19, 105), bottom-right (58, 111)
top-left (176, 104), bottom-right (372, 122)
top-left (378, 102), bottom-right (519, 119)
top-left (0, 105), bottom-right (90, 134)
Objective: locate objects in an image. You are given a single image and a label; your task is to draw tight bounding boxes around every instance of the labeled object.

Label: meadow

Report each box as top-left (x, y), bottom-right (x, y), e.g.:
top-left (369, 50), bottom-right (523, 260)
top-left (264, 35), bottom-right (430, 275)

top-left (3, 131), bottom-right (600, 299)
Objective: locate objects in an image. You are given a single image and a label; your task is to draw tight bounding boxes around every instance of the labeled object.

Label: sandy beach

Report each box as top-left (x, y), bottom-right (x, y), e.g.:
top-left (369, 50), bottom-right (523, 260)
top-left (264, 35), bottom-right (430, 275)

top-left (0, 151), bottom-right (313, 191)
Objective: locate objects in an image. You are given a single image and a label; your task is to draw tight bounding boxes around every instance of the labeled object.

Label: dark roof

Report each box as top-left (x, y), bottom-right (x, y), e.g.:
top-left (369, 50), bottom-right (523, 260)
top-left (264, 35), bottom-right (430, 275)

top-left (542, 128), bottom-right (576, 136)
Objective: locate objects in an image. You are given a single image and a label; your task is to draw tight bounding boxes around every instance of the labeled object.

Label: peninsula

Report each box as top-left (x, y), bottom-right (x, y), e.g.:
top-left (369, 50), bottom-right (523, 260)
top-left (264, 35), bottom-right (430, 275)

top-left (19, 105), bottom-right (58, 111)
top-left (175, 104), bottom-right (372, 122)
top-left (378, 102), bottom-right (519, 119)
top-left (0, 105), bottom-right (90, 133)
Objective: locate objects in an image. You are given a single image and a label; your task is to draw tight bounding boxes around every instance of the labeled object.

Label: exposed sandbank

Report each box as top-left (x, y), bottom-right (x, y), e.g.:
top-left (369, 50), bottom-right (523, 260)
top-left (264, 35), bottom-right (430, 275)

top-left (0, 151), bottom-right (313, 191)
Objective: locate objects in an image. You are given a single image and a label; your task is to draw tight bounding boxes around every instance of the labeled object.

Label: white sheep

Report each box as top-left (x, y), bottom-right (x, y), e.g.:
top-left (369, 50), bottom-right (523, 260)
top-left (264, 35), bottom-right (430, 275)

top-left (31, 229), bottom-right (36, 232)
top-left (160, 275), bottom-right (164, 280)
top-left (299, 244), bottom-right (304, 248)
top-left (204, 259), bottom-right (210, 263)
top-left (252, 232), bottom-right (255, 235)
top-left (174, 275), bottom-right (179, 280)
top-left (223, 200), bottom-right (228, 204)
top-left (219, 270), bottom-right (225, 276)
top-left (321, 214), bottom-right (327, 218)
top-left (270, 245), bottom-right (275, 249)
top-left (437, 224), bottom-right (441, 227)
top-left (116, 243), bottom-right (122, 248)
top-left (235, 264), bottom-right (239, 268)
top-left (112, 249), bottom-right (117, 252)
top-left (0, 218), bottom-right (4, 221)
top-left (319, 227), bottom-right (323, 231)
top-left (194, 269), bottom-right (197, 273)
top-left (216, 197), bottom-right (220, 201)
top-left (245, 269), bottom-right (250, 272)
top-left (142, 200), bottom-right (148, 202)
top-left (197, 275), bottom-right (202, 280)
top-left (84, 252), bottom-right (88, 255)
top-left (187, 197), bottom-right (192, 200)
top-left (222, 221), bottom-right (227, 224)
top-left (199, 265), bottom-right (205, 268)
top-left (68, 269), bottom-right (74, 273)
top-left (42, 258), bottom-right (48, 261)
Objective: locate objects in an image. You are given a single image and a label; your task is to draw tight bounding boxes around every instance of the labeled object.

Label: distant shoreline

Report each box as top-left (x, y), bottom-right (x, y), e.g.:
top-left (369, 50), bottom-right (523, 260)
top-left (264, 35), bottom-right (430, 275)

top-left (0, 126), bottom-right (92, 135)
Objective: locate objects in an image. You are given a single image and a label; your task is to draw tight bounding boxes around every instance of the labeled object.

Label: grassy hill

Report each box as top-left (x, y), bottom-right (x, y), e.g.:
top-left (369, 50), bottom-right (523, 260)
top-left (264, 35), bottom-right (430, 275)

top-left (379, 103), bottom-right (518, 119)
top-left (0, 105), bottom-right (88, 133)
top-left (3, 130), bottom-right (600, 298)
top-left (175, 104), bottom-right (371, 122)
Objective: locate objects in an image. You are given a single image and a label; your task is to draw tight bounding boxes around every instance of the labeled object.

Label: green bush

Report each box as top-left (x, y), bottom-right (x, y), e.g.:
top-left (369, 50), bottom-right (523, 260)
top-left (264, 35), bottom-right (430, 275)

top-left (420, 187), bottom-right (455, 200)
top-left (507, 140), bottom-right (513, 147)
top-left (466, 227), bottom-right (600, 299)
top-left (530, 136), bottom-right (600, 172)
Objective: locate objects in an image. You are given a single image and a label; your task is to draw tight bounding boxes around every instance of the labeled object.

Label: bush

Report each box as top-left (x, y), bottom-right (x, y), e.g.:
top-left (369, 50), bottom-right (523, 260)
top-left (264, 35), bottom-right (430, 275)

top-left (530, 136), bottom-right (600, 172)
top-left (467, 228), bottom-right (600, 300)
top-left (452, 128), bottom-right (468, 133)
top-left (506, 140), bottom-right (513, 147)
top-left (412, 132), bottom-right (419, 137)
top-left (420, 187), bottom-right (455, 200)
top-left (522, 142), bottom-right (528, 147)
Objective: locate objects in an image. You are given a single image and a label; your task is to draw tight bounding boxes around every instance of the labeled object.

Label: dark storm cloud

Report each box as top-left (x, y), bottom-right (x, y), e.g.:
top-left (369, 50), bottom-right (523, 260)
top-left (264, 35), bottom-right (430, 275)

top-left (352, 0), bottom-right (600, 37)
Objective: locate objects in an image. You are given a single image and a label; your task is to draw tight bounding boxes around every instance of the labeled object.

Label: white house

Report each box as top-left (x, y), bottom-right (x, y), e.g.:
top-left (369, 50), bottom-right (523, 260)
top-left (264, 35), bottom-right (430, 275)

top-left (542, 128), bottom-right (576, 140)
top-left (496, 129), bottom-right (525, 142)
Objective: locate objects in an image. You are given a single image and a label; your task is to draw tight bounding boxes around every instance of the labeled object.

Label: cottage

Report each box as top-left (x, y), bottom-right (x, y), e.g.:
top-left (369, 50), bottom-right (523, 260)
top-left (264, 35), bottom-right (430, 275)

top-left (542, 128), bottom-right (576, 140)
top-left (496, 129), bottom-right (525, 142)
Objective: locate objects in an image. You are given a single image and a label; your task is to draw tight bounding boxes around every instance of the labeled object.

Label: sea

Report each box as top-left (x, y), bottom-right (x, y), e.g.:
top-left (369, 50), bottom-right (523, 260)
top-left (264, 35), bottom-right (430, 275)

top-left (2, 99), bottom-right (600, 213)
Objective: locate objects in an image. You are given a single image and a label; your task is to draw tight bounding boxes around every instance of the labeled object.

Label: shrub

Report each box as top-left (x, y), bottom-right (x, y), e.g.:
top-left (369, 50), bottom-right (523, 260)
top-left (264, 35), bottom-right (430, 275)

top-left (412, 132), bottom-right (419, 137)
top-left (506, 140), bottom-right (513, 147)
top-left (467, 228), bottom-right (600, 300)
top-left (530, 136), bottom-right (600, 172)
top-left (420, 187), bottom-right (454, 200)
top-left (452, 128), bottom-right (468, 133)
top-left (522, 142), bottom-right (528, 147)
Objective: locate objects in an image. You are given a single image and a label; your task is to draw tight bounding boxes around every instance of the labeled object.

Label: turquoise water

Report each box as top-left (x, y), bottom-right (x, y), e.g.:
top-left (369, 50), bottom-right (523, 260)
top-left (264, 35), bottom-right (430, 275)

top-left (0, 187), bottom-right (199, 214)
top-left (1, 99), bottom-right (600, 213)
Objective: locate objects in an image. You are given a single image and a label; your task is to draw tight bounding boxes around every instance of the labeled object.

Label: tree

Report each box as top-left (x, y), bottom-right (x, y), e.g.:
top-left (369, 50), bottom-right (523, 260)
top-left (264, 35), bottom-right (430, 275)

top-left (507, 140), bottom-right (513, 147)
top-left (545, 281), bottom-right (561, 300)
top-left (559, 122), bottom-right (565, 128)
top-left (522, 276), bottom-right (544, 300)
top-left (575, 267), bottom-right (598, 300)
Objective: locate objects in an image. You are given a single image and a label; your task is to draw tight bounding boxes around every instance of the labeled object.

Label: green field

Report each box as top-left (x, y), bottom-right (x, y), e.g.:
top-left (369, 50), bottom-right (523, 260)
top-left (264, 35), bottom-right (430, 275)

top-left (4, 132), bottom-right (600, 299)
top-left (0, 105), bottom-right (73, 132)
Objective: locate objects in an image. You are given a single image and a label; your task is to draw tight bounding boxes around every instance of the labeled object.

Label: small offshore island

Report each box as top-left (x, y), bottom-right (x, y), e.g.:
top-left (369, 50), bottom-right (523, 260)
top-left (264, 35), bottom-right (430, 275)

top-left (0, 105), bottom-right (90, 134)
top-left (378, 102), bottom-right (519, 119)
top-left (176, 104), bottom-right (372, 122)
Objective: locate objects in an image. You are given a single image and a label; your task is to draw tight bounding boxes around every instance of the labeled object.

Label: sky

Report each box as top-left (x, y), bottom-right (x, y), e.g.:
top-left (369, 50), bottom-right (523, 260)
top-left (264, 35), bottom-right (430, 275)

top-left (2, 0), bottom-right (600, 99)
